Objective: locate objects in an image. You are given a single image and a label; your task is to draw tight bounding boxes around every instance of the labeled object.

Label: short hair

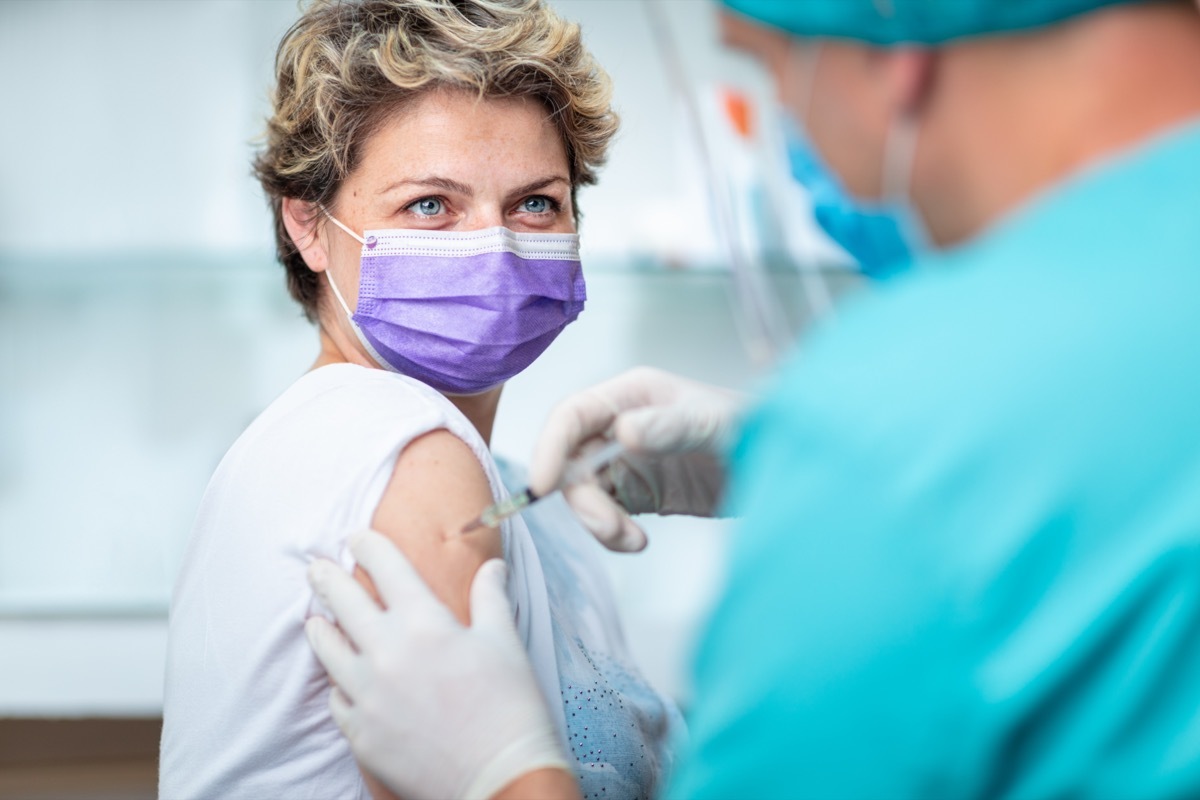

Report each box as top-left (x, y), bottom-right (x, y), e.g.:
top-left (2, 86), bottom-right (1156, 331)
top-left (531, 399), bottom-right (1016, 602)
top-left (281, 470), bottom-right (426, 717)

top-left (253, 0), bottom-right (619, 320)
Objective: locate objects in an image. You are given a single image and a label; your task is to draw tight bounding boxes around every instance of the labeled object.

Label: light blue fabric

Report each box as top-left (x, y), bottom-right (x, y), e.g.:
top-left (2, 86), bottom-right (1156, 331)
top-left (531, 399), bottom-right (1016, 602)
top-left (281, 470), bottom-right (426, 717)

top-left (671, 118), bottom-right (1200, 798)
top-left (496, 459), bottom-right (683, 800)
top-left (722, 0), bottom-right (1144, 45)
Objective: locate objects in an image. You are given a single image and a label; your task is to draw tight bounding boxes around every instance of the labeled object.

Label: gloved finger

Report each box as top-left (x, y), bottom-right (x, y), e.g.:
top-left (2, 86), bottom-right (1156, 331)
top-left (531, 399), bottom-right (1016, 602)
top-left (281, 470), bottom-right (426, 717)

top-left (529, 367), bottom-right (677, 495)
top-left (305, 616), bottom-right (363, 696)
top-left (615, 406), bottom-right (687, 453)
top-left (615, 404), bottom-right (719, 454)
top-left (308, 558), bottom-right (384, 647)
top-left (563, 483), bottom-right (648, 552)
top-left (468, 559), bottom-right (517, 635)
top-left (328, 685), bottom-right (357, 741)
top-left (348, 530), bottom-right (456, 625)
top-left (529, 394), bottom-right (620, 497)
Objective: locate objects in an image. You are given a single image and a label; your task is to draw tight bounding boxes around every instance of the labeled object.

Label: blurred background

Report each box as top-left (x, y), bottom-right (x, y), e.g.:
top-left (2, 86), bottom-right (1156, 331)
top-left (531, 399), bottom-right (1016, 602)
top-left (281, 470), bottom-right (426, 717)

top-left (0, 0), bottom-right (856, 796)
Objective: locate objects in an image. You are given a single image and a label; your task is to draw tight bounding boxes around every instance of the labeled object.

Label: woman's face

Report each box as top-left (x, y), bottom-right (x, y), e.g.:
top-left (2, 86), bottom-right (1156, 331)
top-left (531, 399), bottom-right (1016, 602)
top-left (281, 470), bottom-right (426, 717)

top-left (302, 87), bottom-right (574, 366)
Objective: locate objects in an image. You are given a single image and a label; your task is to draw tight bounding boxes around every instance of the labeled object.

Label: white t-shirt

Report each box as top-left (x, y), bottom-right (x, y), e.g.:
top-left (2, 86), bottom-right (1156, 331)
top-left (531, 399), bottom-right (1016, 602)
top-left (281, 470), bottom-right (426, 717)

top-left (160, 364), bottom-right (678, 800)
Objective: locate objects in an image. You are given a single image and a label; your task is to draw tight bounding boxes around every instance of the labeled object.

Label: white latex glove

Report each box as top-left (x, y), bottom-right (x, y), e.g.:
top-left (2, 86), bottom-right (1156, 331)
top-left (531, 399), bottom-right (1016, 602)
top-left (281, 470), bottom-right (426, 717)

top-left (529, 366), bottom-right (746, 552)
top-left (305, 530), bottom-right (571, 800)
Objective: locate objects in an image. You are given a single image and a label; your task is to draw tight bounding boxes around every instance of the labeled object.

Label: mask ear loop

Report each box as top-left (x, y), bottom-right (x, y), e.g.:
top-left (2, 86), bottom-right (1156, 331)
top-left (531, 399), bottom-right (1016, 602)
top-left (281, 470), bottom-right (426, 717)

top-left (882, 113), bottom-right (919, 204)
top-left (316, 203), bottom-right (364, 320)
top-left (881, 104), bottom-right (930, 251)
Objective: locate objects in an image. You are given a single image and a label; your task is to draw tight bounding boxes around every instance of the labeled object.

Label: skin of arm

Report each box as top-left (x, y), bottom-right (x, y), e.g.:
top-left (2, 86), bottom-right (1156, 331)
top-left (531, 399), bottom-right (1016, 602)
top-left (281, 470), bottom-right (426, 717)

top-left (357, 428), bottom-right (504, 800)
top-left (362, 428), bottom-right (502, 620)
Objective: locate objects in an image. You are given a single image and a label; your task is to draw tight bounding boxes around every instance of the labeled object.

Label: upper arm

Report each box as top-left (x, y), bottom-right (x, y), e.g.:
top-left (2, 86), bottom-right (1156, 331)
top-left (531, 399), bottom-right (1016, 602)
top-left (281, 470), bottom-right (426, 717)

top-left (355, 429), bottom-right (504, 800)
top-left (359, 428), bottom-right (502, 624)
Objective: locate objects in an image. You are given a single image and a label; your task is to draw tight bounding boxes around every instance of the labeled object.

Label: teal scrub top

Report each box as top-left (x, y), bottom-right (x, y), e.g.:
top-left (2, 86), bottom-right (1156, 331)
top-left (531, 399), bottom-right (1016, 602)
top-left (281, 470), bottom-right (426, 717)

top-left (671, 118), bottom-right (1200, 798)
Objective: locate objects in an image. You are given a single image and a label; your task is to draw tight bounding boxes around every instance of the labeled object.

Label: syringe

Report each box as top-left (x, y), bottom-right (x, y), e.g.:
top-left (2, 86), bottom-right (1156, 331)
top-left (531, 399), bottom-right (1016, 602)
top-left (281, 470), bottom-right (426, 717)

top-left (460, 440), bottom-right (626, 534)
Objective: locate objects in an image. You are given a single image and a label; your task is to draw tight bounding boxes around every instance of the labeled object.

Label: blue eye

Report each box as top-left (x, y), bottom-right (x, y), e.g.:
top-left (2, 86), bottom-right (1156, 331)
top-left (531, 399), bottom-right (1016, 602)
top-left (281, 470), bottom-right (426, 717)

top-left (522, 196), bottom-right (552, 214)
top-left (409, 197), bottom-right (443, 216)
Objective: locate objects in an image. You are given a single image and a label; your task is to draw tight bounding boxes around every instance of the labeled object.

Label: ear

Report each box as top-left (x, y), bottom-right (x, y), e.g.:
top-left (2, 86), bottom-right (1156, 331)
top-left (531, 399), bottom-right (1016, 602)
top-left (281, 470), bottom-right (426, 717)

top-left (882, 48), bottom-right (937, 118)
top-left (282, 197), bottom-right (330, 274)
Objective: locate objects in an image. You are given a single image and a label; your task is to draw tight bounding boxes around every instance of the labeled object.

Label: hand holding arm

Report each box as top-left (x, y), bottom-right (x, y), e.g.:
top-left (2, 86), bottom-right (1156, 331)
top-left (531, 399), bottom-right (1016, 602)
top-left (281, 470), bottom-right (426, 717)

top-left (529, 366), bottom-right (746, 551)
top-left (306, 530), bottom-right (577, 800)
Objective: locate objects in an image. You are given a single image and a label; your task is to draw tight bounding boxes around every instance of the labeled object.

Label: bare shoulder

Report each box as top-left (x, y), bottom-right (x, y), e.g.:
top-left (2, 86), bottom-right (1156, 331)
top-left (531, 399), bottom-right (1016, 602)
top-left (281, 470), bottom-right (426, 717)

top-left (363, 428), bottom-right (503, 624)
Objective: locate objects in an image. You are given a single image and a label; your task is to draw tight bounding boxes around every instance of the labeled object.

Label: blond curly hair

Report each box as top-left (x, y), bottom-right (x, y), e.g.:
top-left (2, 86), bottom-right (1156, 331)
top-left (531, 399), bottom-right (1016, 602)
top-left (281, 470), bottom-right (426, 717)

top-left (254, 0), bottom-right (619, 320)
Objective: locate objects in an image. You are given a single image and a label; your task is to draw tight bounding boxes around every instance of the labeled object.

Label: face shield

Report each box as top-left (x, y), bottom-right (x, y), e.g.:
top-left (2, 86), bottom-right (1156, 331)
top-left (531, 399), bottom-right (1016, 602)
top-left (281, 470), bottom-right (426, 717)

top-left (641, 0), bottom-right (855, 368)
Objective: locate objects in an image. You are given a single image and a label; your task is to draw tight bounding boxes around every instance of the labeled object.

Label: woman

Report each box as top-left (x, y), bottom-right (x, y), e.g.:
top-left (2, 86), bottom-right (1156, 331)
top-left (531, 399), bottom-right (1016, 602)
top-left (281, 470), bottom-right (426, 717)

top-left (159, 1), bottom-right (680, 798)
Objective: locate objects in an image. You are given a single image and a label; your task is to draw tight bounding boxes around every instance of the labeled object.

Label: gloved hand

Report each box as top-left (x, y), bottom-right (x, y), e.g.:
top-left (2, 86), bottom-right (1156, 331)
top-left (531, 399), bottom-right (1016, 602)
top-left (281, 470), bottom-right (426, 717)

top-left (529, 366), bottom-right (746, 552)
top-left (305, 530), bottom-right (571, 800)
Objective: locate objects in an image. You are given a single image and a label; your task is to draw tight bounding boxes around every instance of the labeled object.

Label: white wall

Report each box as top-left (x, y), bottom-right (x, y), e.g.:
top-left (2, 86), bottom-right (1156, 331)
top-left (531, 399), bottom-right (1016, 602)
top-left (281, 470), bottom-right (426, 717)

top-left (0, 0), bottom-right (290, 253)
top-left (0, 0), bottom-right (793, 260)
top-left (0, 0), bottom-right (852, 713)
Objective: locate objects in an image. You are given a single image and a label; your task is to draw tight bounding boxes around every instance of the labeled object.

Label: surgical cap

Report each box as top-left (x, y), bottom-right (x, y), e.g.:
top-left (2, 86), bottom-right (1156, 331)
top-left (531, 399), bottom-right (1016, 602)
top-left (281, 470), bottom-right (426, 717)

top-left (720, 0), bottom-right (1146, 45)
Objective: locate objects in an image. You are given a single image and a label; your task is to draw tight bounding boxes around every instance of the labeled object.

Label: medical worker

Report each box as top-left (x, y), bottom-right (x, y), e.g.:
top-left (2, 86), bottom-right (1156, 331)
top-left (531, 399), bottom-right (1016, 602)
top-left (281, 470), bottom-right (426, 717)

top-left (304, 0), bottom-right (1200, 797)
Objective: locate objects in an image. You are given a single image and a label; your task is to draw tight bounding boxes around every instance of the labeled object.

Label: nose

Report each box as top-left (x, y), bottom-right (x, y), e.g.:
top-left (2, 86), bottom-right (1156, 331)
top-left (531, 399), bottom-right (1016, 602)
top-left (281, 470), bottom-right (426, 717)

top-left (464, 204), bottom-right (506, 231)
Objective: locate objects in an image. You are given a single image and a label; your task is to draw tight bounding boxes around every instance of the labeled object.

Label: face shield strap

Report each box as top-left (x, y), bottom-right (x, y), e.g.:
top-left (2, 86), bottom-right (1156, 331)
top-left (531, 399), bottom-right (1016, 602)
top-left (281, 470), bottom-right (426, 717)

top-left (788, 41), bottom-right (824, 128)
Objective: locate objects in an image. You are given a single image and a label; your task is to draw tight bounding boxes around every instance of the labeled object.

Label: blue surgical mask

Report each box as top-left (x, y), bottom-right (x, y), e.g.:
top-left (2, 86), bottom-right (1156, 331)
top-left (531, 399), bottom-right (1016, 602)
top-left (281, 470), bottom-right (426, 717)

top-left (784, 121), bottom-right (926, 278)
top-left (783, 43), bottom-right (928, 278)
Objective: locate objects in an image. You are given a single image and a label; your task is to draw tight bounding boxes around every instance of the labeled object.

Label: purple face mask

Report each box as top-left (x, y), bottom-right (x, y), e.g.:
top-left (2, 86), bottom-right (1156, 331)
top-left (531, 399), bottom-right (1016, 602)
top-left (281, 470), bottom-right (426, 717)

top-left (321, 211), bottom-right (585, 395)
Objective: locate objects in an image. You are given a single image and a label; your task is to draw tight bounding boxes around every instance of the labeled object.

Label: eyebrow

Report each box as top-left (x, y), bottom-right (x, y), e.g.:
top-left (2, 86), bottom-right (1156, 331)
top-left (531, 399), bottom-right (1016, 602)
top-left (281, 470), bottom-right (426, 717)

top-left (376, 175), bottom-right (570, 198)
top-left (507, 176), bottom-right (570, 198)
top-left (379, 176), bottom-right (474, 197)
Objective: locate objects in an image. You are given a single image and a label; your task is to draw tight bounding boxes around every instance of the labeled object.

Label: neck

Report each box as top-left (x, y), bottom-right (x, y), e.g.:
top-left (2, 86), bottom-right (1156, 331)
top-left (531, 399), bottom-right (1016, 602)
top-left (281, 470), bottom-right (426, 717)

top-left (311, 325), bottom-right (503, 445)
top-left (917, 1), bottom-right (1200, 246)
top-left (445, 388), bottom-right (503, 445)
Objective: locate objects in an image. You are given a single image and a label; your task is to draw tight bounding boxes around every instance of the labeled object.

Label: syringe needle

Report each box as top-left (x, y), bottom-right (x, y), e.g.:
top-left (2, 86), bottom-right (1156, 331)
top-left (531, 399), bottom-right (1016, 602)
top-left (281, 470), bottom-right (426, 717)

top-left (457, 441), bottom-right (628, 535)
top-left (459, 488), bottom-right (537, 535)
